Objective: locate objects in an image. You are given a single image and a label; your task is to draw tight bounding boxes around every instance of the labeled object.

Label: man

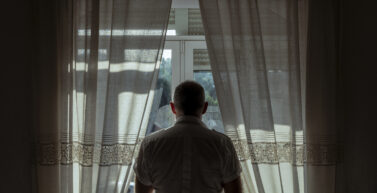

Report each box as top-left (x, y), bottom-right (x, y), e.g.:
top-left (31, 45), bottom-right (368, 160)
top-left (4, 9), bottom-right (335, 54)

top-left (134, 81), bottom-right (242, 193)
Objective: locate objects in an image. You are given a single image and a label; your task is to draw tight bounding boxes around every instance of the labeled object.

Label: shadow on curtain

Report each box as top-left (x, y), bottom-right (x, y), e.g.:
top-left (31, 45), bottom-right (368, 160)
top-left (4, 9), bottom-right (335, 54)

top-left (199, 0), bottom-right (339, 192)
top-left (33, 0), bottom-right (172, 193)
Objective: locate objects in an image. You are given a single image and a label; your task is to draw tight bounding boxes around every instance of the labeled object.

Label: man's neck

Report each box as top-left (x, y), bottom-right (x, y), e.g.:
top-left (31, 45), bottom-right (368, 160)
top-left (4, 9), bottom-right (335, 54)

top-left (175, 114), bottom-right (202, 120)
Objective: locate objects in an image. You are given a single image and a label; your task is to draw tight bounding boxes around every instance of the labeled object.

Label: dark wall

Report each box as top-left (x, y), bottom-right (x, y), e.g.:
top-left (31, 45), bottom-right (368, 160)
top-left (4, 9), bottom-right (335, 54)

top-left (340, 0), bottom-right (377, 192)
top-left (0, 0), bottom-right (34, 193)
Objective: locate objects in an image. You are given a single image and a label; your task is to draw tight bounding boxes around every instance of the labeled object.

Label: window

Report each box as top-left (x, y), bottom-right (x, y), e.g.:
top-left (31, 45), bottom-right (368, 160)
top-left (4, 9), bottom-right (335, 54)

top-left (145, 8), bottom-right (224, 135)
top-left (146, 39), bottom-right (224, 135)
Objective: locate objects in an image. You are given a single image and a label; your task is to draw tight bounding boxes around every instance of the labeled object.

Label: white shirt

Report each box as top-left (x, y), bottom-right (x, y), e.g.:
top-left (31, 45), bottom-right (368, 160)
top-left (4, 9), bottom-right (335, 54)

top-left (134, 115), bottom-right (241, 193)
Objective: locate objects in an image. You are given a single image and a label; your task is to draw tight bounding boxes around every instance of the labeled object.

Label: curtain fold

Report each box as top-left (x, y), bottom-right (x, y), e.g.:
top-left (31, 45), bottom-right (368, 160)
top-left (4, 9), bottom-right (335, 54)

top-left (34, 0), bottom-right (172, 193)
top-left (305, 0), bottom-right (341, 193)
top-left (200, 0), bottom-right (309, 192)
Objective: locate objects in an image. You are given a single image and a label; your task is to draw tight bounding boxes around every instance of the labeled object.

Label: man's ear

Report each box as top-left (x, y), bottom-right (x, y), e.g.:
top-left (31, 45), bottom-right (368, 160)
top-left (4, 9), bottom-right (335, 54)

top-left (202, 102), bottom-right (208, 114)
top-left (170, 102), bottom-right (176, 114)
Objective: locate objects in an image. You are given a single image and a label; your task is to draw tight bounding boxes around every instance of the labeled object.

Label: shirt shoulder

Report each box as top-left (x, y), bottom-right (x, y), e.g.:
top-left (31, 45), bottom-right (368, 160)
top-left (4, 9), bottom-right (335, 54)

top-left (210, 129), bottom-right (232, 143)
top-left (142, 128), bottom-right (167, 145)
top-left (211, 129), bottom-right (228, 138)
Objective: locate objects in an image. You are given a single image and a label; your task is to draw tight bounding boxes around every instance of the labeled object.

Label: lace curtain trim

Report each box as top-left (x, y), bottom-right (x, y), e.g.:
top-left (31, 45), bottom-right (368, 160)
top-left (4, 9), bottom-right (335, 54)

top-left (37, 141), bottom-right (142, 166)
top-left (37, 139), bottom-right (339, 166)
top-left (232, 140), bottom-right (339, 166)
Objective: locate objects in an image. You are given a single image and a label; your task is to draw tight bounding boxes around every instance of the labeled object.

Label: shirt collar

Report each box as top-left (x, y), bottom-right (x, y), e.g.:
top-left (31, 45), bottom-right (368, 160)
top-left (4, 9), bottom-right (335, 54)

top-left (175, 115), bottom-right (208, 128)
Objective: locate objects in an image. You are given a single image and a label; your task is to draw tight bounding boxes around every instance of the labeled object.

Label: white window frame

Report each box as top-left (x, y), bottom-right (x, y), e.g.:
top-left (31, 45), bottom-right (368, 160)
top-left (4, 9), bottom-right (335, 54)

top-left (164, 36), bottom-right (207, 98)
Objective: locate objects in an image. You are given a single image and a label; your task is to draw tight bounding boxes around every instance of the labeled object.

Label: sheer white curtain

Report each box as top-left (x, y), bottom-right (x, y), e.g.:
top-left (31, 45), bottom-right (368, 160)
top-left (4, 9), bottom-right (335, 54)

top-left (200, 0), bottom-right (311, 193)
top-left (33, 0), bottom-right (171, 193)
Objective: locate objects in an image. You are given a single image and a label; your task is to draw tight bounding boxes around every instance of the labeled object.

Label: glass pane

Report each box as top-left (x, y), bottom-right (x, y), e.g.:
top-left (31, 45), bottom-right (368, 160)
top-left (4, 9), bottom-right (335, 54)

top-left (146, 49), bottom-right (174, 135)
top-left (193, 49), bottom-right (224, 133)
top-left (167, 8), bottom-right (204, 36)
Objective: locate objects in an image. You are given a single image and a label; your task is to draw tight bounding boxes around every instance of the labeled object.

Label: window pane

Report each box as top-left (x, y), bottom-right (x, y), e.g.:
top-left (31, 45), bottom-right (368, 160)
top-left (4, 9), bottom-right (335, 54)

top-left (167, 8), bottom-right (204, 36)
top-left (193, 49), bottom-right (224, 133)
top-left (146, 49), bottom-right (174, 135)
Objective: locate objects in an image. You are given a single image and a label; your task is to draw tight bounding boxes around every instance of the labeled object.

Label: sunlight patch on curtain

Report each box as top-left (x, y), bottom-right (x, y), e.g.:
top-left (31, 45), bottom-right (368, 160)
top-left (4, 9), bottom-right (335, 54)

top-left (77, 29), bottom-right (176, 36)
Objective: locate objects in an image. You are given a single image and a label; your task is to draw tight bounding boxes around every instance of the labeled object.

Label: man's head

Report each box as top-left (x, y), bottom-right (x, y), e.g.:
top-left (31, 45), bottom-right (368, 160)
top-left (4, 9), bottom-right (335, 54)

top-left (170, 81), bottom-right (208, 117)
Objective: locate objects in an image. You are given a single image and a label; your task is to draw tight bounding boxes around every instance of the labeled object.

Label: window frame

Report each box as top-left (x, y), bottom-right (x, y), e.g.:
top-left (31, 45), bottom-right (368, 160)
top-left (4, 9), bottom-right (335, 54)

top-left (165, 35), bottom-right (207, 97)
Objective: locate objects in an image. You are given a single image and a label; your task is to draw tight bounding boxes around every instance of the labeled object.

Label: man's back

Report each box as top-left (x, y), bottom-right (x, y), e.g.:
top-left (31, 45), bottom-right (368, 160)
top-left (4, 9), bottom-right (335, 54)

top-left (134, 116), bottom-right (241, 193)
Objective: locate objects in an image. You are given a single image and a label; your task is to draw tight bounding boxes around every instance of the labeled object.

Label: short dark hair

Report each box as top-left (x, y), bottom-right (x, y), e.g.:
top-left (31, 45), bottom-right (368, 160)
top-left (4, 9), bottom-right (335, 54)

top-left (173, 81), bottom-right (205, 115)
